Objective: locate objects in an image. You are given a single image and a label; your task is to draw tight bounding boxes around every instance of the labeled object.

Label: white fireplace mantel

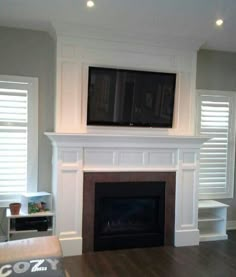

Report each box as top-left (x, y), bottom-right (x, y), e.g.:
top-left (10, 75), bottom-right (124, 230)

top-left (46, 132), bottom-right (208, 256)
top-left (46, 132), bottom-right (207, 148)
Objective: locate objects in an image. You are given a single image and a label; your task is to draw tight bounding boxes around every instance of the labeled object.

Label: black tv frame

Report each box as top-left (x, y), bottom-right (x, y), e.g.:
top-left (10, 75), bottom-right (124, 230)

top-left (87, 66), bottom-right (176, 128)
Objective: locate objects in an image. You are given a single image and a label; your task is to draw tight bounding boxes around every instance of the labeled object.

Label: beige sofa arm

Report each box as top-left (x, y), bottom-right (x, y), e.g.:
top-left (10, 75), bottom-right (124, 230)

top-left (0, 236), bottom-right (62, 264)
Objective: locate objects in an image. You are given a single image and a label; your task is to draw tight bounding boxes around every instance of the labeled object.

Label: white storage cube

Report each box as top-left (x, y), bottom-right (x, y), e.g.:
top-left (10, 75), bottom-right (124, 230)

top-left (21, 192), bottom-right (52, 214)
top-left (198, 200), bottom-right (228, 242)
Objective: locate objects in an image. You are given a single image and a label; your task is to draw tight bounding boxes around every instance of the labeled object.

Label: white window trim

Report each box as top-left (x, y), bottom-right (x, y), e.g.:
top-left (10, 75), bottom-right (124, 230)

top-left (0, 75), bottom-right (38, 207)
top-left (196, 89), bottom-right (236, 199)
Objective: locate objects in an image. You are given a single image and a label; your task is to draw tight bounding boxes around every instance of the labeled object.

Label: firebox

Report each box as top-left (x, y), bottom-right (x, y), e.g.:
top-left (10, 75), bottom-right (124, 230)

top-left (94, 181), bottom-right (165, 251)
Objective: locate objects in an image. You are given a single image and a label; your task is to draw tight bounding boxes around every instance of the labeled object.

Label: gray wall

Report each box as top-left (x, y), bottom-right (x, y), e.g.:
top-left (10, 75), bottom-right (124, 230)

top-left (196, 49), bottom-right (236, 221)
top-left (0, 26), bottom-right (55, 193)
top-left (197, 49), bottom-right (236, 91)
top-left (0, 26), bottom-right (55, 239)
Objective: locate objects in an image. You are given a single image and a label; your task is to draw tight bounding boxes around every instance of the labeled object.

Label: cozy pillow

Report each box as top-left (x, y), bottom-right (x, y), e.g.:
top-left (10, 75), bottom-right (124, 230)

top-left (0, 257), bottom-right (66, 277)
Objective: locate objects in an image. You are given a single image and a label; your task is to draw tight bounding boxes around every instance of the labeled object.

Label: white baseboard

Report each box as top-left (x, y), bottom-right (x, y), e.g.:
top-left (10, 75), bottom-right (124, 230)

top-left (227, 220), bottom-right (236, 230)
top-left (175, 229), bottom-right (199, 247)
top-left (60, 237), bottom-right (83, 256)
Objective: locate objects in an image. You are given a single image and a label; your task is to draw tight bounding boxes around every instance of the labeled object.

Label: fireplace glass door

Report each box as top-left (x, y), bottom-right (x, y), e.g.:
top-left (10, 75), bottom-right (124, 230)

top-left (94, 181), bottom-right (165, 251)
top-left (99, 197), bottom-right (159, 235)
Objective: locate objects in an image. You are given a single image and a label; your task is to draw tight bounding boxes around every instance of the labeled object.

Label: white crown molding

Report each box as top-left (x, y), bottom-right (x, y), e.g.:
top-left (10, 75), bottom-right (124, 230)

top-left (52, 21), bottom-right (205, 52)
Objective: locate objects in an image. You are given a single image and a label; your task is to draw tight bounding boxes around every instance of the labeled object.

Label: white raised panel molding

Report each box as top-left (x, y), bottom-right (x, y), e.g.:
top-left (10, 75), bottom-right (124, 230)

top-left (118, 150), bottom-right (144, 167)
top-left (46, 133), bottom-right (208, 256)
top-left (53, 147), bottom-right (83, 256)
top-left (148, 149), bottom-right (177, 167)
top-left (55, 36), bottom-right (197, 135)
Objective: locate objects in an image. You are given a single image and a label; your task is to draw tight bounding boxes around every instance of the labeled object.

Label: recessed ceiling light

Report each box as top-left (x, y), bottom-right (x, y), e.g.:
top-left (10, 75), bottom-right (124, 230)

top-left (87, 0), bottom-right (94, 8)
top-left (216, 19), bottom-right (223, 26)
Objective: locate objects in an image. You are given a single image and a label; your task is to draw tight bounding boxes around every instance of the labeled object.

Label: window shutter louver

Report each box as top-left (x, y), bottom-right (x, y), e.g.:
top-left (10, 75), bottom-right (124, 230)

top-left (0, 81), bottom-right (28, 195)
top-left (197, 90), bottom-right (236, 199)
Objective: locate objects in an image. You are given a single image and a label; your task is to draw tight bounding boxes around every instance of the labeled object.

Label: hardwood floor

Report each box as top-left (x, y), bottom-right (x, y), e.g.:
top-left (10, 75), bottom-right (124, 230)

top-left (63, 231), bottom-right (236, 277)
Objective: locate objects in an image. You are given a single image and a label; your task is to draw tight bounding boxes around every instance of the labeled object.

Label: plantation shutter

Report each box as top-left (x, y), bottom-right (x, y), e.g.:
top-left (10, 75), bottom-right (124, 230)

top-left (197, 90), bottom-right (236, 199)
top-left (0, 80), bottom-right (28, 195)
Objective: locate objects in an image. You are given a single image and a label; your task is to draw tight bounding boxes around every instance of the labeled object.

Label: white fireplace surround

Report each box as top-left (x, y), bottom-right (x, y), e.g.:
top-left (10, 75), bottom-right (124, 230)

top-left (46, 133), bottom-right (207, 256)
top-left (46, 34), bottom-right (208, 256)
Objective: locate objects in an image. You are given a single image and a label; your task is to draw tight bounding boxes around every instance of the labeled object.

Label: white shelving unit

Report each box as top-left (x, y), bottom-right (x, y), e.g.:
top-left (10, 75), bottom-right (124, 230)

top-left (198, 200), bottom-right (229, 242)
top-left (6, 209), bottom-right (54, 241)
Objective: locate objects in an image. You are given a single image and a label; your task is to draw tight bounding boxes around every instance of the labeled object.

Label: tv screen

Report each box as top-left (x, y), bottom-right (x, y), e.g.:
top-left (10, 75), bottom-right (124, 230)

top-left (87, 67), bottom-right (176, 128)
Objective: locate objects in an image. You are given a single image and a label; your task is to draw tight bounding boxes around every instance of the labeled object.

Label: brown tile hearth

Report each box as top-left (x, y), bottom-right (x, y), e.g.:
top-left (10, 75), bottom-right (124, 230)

top-left (82, 172), bottom-right (176, 253)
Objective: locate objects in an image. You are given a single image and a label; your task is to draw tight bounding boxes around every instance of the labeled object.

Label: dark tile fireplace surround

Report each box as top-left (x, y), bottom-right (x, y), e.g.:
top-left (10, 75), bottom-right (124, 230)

top-left (83, 172), bottom-right (175, 253)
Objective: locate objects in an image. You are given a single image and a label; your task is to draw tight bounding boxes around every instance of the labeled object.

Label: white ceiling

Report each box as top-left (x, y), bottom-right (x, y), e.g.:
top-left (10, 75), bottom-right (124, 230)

top-left (0, 0), bottom-right (236, 52)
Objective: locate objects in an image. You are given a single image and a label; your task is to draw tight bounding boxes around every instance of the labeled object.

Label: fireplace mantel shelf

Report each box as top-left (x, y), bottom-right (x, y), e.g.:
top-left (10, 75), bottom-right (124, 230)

top-left (45, 132), bottom-right (208, 148)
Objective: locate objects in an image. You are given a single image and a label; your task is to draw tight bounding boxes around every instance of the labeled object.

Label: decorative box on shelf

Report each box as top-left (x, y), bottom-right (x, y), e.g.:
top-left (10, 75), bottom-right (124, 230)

top-left (21, 192), bottom-right (52, 214)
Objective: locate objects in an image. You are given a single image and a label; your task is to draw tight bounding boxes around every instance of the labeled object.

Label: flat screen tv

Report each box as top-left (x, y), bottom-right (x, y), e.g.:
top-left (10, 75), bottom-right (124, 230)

top-left (87, 66), bottom-right (176, 128)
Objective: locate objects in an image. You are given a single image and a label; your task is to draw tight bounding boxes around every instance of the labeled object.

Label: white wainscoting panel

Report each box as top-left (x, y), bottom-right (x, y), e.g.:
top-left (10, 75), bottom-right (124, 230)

top-left (59, 170), bottom-right (79, 236)
top-left (60, 62), bottom-right (79, 130)
top-left (181, 169), bottom-right (196, 227)
top-left (55, 36), bottom-right (197, 135)
top-left (148, 149), bottom-right (177, 167)
top-left (118, 150), bottom-right (144, 167)
top-left (84, 149), bottom-right (115, 168)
